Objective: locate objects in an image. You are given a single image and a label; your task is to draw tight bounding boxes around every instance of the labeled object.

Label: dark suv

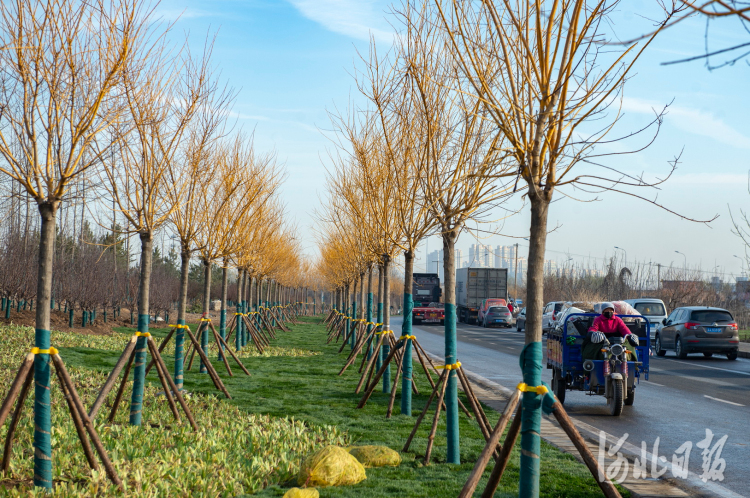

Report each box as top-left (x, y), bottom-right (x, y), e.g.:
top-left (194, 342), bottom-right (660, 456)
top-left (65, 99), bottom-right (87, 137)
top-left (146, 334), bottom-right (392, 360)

top-left (655, 307), bottom-right (739, 360)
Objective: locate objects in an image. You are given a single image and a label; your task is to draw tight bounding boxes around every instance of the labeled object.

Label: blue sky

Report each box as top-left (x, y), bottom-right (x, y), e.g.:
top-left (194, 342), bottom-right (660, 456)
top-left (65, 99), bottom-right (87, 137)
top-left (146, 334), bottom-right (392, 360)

top-left (158, 0), bottom-right (750, 282)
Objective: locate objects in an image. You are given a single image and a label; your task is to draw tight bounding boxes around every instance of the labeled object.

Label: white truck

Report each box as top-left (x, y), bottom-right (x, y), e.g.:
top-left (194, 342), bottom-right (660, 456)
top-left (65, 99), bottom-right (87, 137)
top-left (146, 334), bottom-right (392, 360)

top-left (456, 267), bottom-right (509, 325)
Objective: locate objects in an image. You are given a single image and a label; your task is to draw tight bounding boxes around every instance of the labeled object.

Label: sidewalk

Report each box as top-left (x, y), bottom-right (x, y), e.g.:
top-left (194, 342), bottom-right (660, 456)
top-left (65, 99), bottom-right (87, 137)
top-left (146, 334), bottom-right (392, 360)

top-left (421, 350), bottom-right (743, 498)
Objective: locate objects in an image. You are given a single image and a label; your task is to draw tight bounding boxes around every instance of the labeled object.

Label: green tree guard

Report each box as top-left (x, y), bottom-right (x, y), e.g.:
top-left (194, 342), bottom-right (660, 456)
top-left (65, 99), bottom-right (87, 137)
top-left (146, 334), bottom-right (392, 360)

top-left (129, 314), bottom-right (150, 426)
top-left (103, 310), bottom-right (107, 323)
top-left (34, 329), bottom-right (52, 488)
top-left (22, 299), bottom-right (27, 311)
top-left (92, 309), bottom-right (96, 322)
top-left (1, 297), bottom-right (5, 310)
top-left (400, 291), bottom-right (414, 416)
top-left (219, 309), bottom-right (227, 362)
top-left (130, 310), bottom-right (134, 325)
top-left (68, 308), bottom-right (74, 328)
top-left (350, 299), bottom-right (357, 350)
top-left (241, 302), bottom-right (247, 348)
top-left (444, 303), bottom-right (460, 463)
top-left (5, 300), bottom-right (11, 319)
top-left (235, 303), bottom-right (242, 351)
top-left (81, 310), bottom-right (87, 327)
top-left (199, 322), bottom-right (209, 374)
top-left (366, 291), bottom-right (373, 360)
top-left (174, 319), bottom-right (185, 390)
top-left (519, 342), bottom-right (543, 497)
top-left (376, 301), bottom-right (384, 371)
top-left (50, 297), bottom-right (54, 309)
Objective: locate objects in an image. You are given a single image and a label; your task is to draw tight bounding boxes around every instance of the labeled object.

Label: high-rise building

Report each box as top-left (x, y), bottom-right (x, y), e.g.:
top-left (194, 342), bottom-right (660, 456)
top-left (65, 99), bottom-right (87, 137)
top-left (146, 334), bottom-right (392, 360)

top-left (469, 243), bottom-right (493, 267)
top-left (455, 249), bottom-right (464, 270)
top-left (427, 249), bottom-right (443, 280)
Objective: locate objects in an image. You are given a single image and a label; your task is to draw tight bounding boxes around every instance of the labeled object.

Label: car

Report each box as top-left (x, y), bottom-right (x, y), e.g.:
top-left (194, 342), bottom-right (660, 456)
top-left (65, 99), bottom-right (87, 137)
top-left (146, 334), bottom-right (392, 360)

top-left (624, 298), bottom-right (667, 340)
top-left (477, 298), bottom-right (508, 325)
top-left (515, 307), bottom-right (526, 331)
top-left (482, 306), bottom-right (514, 328)
top-left (550, 304), bottom-right (588, 333)
top-left (542, 302), bottom-right (565, 334)
top-left (654, 306), bottom-right (739, 360)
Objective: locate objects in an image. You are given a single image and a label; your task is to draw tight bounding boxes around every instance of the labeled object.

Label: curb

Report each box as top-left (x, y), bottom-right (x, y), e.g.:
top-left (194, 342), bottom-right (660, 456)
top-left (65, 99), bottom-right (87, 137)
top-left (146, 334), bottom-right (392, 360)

top-left (421, 350), bottom-right (743, 498)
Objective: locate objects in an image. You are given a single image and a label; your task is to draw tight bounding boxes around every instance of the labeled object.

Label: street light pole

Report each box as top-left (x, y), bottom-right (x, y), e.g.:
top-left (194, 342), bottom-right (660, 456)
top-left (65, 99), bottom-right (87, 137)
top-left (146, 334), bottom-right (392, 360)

top-left (675, 250), bottom-right (687, 275)
top-left (514, 243), bottom-right (519, 301)
top-left (614, 246), bottom-right (627, 267)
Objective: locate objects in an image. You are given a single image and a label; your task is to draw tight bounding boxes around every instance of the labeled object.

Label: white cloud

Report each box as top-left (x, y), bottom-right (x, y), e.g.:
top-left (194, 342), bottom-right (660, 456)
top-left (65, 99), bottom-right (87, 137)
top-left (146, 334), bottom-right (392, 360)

top-left (622, 97), bottom-right (750, 149)
top-left (286, 0), bottom-right (394, 43)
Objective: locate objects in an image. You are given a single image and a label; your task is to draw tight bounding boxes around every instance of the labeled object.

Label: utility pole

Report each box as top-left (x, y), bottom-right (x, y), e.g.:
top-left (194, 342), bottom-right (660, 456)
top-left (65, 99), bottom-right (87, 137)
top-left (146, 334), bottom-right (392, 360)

top-left (657, 263), bottom-right (661, 291)
top-left (514, 243), bottom-right (519, 300)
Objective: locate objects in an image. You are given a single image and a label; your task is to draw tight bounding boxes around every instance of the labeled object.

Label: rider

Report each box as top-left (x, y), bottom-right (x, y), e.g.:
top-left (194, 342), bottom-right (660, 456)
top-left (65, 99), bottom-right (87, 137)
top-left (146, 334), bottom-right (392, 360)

top-left (583, 302), bottom-right (639, 360)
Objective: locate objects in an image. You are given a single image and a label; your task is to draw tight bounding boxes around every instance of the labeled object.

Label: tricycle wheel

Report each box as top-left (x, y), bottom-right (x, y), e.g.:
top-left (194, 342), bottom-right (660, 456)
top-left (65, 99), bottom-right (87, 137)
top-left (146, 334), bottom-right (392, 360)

top-left (610, 379), bottom-right (624, 416)
top-left (624, 387), bottom-right (635, 406)
top-left (552, 369), bottom-right (566, 405)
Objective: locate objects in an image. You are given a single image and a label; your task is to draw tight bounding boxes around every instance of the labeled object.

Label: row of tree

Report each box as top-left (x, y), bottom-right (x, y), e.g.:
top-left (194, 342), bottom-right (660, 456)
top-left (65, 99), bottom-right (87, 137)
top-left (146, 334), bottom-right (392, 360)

top-left (313, 0), bottom-right (729, 495)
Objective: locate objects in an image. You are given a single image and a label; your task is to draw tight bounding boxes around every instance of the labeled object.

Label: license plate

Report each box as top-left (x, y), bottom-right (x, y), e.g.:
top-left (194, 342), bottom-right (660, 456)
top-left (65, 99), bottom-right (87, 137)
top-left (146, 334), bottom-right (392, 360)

top-left (428, 313), bottom-right (437, 319)
top-left (495, 319), bottom-right (505, 323)
top-left (706, 327), bottom-right (722, 333)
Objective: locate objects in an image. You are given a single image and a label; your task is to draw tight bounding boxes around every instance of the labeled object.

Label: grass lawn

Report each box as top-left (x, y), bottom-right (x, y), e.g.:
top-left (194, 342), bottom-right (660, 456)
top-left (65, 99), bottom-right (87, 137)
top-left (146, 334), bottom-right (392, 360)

top-left (739, 329), bottom-right (750, 341)
top-left (1, 315), bottom-right (628, 497)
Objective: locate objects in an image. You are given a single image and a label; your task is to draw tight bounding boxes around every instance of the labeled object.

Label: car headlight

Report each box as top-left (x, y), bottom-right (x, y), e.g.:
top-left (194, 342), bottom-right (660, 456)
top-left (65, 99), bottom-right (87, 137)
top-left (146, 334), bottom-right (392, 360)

top-left (610, 344), bottom-right (624, 356)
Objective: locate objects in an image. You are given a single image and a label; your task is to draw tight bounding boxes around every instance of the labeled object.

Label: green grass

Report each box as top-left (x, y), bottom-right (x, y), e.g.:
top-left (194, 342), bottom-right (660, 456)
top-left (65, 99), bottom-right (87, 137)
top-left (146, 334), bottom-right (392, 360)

top-left (1, 317), bottom-right (629, 497)
top-left (739, 329), bottom-right (750, 341)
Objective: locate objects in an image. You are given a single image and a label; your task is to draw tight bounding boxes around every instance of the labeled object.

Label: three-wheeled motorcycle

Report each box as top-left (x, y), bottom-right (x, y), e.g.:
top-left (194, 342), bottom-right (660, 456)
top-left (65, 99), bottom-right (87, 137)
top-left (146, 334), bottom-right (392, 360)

top-left (546, 313), bottom-right (650, 416)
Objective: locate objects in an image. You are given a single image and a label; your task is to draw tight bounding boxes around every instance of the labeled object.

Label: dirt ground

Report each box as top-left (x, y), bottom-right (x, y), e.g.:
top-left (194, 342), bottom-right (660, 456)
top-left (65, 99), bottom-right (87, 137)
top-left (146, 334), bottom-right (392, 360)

top-left (0, 307), bottom-right (211, 335)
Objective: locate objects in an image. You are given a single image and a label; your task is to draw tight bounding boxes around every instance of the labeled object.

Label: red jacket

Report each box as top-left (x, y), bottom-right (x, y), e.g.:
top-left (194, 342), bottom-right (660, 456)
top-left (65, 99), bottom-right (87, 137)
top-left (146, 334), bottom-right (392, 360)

top-left (588, 314), bottom-right (631, 336)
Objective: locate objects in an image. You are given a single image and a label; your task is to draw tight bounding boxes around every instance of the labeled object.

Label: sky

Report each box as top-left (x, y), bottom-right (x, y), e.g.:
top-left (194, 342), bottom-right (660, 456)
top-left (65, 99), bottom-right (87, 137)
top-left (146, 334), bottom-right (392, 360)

top-left (156, 0), bottom-right (750, 282)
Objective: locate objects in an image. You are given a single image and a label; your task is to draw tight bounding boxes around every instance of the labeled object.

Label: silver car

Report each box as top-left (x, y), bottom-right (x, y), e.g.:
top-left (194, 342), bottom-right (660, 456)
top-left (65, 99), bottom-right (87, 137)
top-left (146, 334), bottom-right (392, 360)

top-left (482, 306), bottom-right (514, 328)
top-left (655, 306), bottom-right (740, 360)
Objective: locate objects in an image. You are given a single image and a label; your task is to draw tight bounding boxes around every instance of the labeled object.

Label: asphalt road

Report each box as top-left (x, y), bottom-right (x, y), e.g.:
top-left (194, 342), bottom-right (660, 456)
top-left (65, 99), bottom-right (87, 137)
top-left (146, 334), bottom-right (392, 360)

top-left (391, 316), bottom-right (750, 496)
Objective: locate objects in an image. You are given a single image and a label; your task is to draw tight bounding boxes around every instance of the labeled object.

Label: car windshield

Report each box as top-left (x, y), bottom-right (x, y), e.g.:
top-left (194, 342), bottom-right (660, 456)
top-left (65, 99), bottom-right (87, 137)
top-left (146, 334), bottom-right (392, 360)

top-left (489, 307), bottom-right (509, 313)
top-left (634, 303), bottom-right (666, 316)
top-left (690, 310), bottom-right (733, 322)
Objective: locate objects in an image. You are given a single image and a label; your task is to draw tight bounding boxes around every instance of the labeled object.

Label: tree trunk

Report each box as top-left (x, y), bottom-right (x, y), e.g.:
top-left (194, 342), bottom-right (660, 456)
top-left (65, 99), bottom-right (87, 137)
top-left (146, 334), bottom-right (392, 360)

top-left (129, 229), bottom-right (153, 426)
top-left (519, 191), bottom-right (551, 498)
top-left (382, 256), bottom-right (391, 393)
top-left (366, 266), bottom-right (374, 359)
top-left (376, 265), bottom-right (384, 371)
top-left (200, 259), bottom-right (212, 374)
top-left (219, 259), bottom-right (228, 361)
top-left (33, 201), bottom-right (58, 489)
top-left (442, 228), bottom-right (460, 464)
top-left (236, 269), bottom-right (244, 351)
top-left (401, 250), bottom-right (415, 415)
top-left (350, 277), bottom-right (358, 350)
top-left (175, 247), bottom-right (190, 390)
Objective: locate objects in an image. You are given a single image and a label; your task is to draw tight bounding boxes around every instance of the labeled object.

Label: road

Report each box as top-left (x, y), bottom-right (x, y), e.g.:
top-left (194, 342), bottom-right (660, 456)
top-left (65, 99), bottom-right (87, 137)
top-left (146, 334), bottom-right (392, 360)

top-left (391, 316), bottom-right (750, 496)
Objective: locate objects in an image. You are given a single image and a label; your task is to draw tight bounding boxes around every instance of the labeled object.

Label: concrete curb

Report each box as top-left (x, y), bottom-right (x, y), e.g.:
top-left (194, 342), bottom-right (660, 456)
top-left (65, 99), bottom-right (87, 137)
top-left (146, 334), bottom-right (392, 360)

top-left (421, 350), bottom-right (743, 498)
top-left (738, 342), bottom-right (750, 359)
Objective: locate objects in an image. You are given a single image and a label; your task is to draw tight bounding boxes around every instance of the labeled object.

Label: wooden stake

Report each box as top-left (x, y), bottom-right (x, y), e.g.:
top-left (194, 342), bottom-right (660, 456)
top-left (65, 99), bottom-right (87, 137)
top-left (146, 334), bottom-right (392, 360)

top-left (481, 407), bottom-right (522, 498)
top-left (424, 368), bottom-right (450, 465)
top-left (0, 353), bottom-right (34, 428)
top-left (403, 368), bottom-right (448, 453)
top-left (385, 349), bottom-right (404, 418)
top-left (552, 402), bottom-right (622, 498)
top-left (148, 337), bottom-right (198, 431)
top-left (90, 336), bottom-right (137, 420)
top-left (146, 339), bottom-right (181, 422)
top-left (51, 354), bottom-right (123, 489)
top-left (108, 347), bottom-right (136, 423)
top-left (355, 331), bottom-right (386, 394)
top-left (1, 364), bottom-right (33, 473)
top-left (145, 327), bottom-right (175, 375)
top-left (458, 389), bottom-right (522, 498)
top-left (183, 325), bottom-right (231, 398)
top-left (54, 360), bottom-right (99, 471)
top-left (210, 321), bottom-right (250, 376)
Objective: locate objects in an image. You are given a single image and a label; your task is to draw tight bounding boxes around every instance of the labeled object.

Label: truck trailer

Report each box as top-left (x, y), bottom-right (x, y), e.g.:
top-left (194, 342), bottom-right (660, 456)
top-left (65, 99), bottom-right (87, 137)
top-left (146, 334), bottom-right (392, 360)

top-left (456, 267), bottom-right (509, 324)
top-left (412, 273), bottom-right (442, 307)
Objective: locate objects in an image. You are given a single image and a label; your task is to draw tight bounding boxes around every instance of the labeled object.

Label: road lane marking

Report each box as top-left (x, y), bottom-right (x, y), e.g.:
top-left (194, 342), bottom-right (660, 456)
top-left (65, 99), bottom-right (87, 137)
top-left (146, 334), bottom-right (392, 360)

top-left (704, 395), bottom-right (745, 407)
top-left (646, 381), bottom-right (665, 386)
top-left (664, 358), bottom-right (750, 376)
top-left (649, 367), bottom-right (738, 388)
